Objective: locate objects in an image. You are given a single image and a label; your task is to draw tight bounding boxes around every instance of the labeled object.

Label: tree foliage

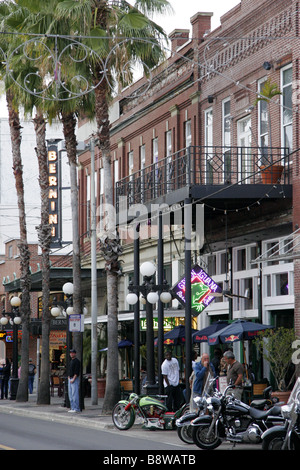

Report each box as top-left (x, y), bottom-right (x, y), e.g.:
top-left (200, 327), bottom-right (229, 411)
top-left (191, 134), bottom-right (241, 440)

top-left (253, 327), bottom-right (297, 391)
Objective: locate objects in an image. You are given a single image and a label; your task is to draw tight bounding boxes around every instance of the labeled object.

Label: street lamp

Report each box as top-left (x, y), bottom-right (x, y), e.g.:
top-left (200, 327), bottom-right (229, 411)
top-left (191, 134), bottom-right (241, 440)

top-left (50, 282), bottom-right (75, 408)
top-left (51, 282), bottom-right (84, 410)
top-left (126, 261), bottom-right (172, 394)
top-left (0, 296), bottom-right (22, 400)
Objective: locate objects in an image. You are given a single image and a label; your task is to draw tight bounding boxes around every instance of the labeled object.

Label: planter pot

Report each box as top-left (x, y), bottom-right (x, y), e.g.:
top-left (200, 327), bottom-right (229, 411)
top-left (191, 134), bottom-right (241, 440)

top-left (97, 378), bottom-right (106, 398)
top-left (260, 164), bottom-right (284, 184)
top-left (271, 390), bottom-right (291, 404)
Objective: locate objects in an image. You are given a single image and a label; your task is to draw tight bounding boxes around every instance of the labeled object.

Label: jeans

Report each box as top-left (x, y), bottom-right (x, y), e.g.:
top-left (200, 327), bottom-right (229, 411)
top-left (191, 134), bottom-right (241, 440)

top-left (68, 377), bottom-right (80, 411)
top-left (1, 378), bottom-right (9, 398)
top-left (28, 375), bottom-right (34, 394)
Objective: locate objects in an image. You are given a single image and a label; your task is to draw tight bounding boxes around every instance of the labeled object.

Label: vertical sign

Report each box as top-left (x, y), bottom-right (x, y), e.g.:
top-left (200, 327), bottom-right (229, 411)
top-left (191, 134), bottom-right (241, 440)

top-left (47, 141), bottom-right (62, 247)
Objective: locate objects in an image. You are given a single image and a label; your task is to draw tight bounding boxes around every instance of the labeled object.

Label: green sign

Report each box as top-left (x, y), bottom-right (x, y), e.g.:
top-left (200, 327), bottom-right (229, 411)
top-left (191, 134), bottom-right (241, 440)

top-left (140, 317), bottom-right (176, 331)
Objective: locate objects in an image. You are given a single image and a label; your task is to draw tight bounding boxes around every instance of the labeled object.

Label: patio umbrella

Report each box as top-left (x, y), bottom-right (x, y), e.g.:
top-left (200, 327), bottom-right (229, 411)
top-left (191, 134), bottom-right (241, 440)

top-left (208, 319), bottom-right (274, 380)
top-left (154, 325), bottom-right (198, 346)
top-left (99, 339), bottom-right (134, 351)
top-left (192, 320), bottom-right (229, 343)
top-left (207, 319), bottom-right (274, 345)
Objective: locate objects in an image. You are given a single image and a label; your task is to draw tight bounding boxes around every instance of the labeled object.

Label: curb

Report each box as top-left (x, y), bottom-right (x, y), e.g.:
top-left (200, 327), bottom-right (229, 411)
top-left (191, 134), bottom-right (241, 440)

top-left (0, 404), bottom-right (115, 430)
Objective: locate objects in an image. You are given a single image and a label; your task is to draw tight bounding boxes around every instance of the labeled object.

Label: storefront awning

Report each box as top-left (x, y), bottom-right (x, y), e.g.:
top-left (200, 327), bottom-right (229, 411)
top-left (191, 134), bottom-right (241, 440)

top-left (3, 267), bottom-right (105, 292)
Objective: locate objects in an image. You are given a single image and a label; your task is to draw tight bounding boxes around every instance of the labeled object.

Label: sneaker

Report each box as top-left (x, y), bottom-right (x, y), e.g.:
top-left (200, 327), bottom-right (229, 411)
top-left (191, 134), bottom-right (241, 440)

top-left (68, 409), bottom-right (76, 413)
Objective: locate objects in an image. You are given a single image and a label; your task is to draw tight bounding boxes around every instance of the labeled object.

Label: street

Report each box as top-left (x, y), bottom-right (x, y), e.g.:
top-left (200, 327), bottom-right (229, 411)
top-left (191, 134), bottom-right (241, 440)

top-left (0, 411), bottom-right (263, 453)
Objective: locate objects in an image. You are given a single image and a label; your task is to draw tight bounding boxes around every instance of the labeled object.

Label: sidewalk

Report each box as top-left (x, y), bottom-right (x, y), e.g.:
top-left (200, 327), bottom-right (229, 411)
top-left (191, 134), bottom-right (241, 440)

top-left (0, 392), bottom-right (115, 430)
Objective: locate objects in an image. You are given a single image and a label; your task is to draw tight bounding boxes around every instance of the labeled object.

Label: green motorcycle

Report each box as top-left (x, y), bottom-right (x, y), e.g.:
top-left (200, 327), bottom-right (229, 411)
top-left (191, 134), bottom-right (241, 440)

top-left (112, 393), bottom-right (188, 431)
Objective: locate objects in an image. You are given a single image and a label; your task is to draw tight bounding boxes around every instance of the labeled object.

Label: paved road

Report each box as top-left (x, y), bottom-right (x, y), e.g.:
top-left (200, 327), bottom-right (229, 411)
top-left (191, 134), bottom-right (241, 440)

top-left (0, 410), bottom-right (262, 453)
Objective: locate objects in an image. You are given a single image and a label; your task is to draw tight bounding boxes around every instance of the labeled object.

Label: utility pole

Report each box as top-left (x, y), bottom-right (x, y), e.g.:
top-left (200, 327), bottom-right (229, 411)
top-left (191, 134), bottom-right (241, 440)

top-left (90, 137), bottom-right (98, 405)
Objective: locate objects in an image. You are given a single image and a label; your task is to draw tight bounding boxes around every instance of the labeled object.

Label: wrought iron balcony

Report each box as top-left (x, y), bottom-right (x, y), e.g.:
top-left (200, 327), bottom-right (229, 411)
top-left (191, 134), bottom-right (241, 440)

top-left (116, 146), bottom-right (292, 211)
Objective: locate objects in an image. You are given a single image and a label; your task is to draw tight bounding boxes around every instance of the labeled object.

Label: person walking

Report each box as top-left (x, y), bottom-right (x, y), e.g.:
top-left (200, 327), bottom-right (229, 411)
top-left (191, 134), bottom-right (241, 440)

top-left (223, 350), bottom-right (244, 400)
top-left (68, 349), bottom-right (81, 413)
top-left (28, 359), bottom-right (36, 394)
top-left (161, 350), bottom-right (182, 412)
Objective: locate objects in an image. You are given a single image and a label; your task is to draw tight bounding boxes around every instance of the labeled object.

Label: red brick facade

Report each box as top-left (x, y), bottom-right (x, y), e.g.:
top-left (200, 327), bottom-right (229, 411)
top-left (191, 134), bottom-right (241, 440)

top-left (78, 1), bottom-right (299, 343)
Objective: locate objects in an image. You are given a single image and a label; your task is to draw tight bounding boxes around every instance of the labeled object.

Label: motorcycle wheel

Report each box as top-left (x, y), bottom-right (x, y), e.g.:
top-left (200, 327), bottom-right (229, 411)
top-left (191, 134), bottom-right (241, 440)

top-left (112, 402), bottom-right (135, 430)
top-left (262, 432), bottom-right (300, 450)
top-left (192, 424), bottom-right (222, 450)
top-left (177, 425), bottom-right (194, 445)
top-left (262, 435), bottom-right (285, 450)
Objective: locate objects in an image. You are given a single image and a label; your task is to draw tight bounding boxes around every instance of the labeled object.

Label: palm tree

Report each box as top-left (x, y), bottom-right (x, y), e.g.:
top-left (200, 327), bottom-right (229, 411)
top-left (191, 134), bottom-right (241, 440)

top-left (9, 0), bottom-right (96, 404)
top-left (0, 1), bottom-right (32, 402)
top-left (56, 0), bottom-right (172, 413)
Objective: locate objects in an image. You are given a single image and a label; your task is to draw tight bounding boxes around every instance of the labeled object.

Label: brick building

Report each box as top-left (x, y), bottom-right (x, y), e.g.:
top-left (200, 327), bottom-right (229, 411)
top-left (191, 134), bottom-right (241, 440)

top-left (78, 0), bottom-right (299, 381)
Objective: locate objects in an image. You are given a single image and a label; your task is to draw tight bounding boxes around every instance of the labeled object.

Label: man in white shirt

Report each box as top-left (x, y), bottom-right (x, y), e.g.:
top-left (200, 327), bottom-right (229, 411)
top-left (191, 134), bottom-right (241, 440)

top-left (161, 350), bottom-right (183, 411)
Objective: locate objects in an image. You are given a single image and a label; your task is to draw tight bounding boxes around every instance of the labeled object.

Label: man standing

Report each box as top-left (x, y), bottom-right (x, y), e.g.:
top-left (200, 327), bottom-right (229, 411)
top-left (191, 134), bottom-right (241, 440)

top-left (223, 350), bottom-right (244, 400)
top-left (161, 350), bottom-right (182, 411)
top-left (193, 353), bottom-right (216, 397)
top-left (28, 358), bottom-right (36, 394)
top-left (68, 349), bottom-right (81, 413)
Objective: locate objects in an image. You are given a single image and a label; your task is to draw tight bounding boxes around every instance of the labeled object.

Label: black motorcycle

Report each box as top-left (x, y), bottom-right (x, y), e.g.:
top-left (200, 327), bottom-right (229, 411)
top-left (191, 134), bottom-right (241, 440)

top-left (176, 380), bottom-right (280, 445)
top-left (261, 378), bottom-right (300, 450)
top-left (191, 384), bottom-right (283, 450)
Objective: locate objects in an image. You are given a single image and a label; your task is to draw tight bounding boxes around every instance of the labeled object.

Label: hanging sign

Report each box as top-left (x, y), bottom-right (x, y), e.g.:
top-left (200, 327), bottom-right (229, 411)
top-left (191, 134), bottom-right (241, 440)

top-left (172, 264), bottom-right (222, 315)
top-left (47, 141), bottom-right (62, 247)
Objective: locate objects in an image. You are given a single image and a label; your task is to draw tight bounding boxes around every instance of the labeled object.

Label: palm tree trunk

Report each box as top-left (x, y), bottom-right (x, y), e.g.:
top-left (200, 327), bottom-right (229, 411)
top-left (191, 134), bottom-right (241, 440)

top-left (6, 88), bottom-right (31, 402)
top-left (94, 77), bottom-right (122, 413)
top-left (34, 111), bottom-right (52, 405)
top-left (61, 112), bottom-right (83, 344)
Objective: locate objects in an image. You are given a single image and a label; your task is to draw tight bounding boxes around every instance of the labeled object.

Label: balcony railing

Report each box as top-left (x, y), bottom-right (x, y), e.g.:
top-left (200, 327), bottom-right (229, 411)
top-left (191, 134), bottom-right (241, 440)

top-left (116, 145), bottom-right (291, 209)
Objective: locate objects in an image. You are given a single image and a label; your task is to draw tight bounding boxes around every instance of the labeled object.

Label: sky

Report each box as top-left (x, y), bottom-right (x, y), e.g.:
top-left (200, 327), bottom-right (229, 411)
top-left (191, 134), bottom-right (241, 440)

top-left (0, 1), bottom-right (240, 117)
top-left (150, 0), bottom-right (240, 35)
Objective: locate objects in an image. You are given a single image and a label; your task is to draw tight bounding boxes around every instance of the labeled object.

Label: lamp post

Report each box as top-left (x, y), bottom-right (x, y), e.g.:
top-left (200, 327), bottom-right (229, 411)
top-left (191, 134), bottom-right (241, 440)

top-left (126, 261), bottom-right (172, 395)
top-left (50, 282), bottom-right (74, 408)
top-left (0, 296), bottom-right (22, 400)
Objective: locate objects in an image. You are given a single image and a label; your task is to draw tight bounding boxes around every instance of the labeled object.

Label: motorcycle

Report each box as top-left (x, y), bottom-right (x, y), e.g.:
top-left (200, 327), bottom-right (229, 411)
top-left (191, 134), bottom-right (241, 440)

top-left (261, 377), bottom-right (300, 450)
top-left (190, 384), bottom-right (284, 450)
top-left (176, 380), bottom-right (280, 445)
top-left (176, 375), bottom-right (218, 445)
top-left (112, 392), bottom-right (189, 431)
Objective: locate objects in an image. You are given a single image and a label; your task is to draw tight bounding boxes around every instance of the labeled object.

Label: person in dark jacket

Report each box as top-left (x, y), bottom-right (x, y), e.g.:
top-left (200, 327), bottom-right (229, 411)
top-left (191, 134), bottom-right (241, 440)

top-left (193, 353), bottom-right (216, 396)
top-left (1, 358), bottom-right (11, 399)
top-left (68, 349), bottom-right (81, 412)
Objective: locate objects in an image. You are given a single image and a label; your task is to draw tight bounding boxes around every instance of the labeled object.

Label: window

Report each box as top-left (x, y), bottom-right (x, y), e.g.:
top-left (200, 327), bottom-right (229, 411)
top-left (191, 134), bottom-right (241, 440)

top-left (258, 78), bottom-right (269, 165)
top-left (152, 137), bottom-right (158, 165)
top-left (185, 120), bottom-right (192, 148)
top-left (222, 99), bottom-right (231, 181)
top-left (139, 145), bottom-right (146, 202)
top-left (205, 109), bottom-right (213, 183)
top-left (86, 174), bottom-right (90, 234)
top-left (237, 116), bottom-right (252, 183)
top-left (236, 248), bottom-right (246, 271)
top-left (100, 168), bottom-right (104, 206)
top-left (152, 138), bottom-right (158, 197)
top-left (207, 254), bottom-right (216, 276)
top-left (281, 64), bottom-right (293, 151)
top-left (128, 150), bottom-right (134, 204)
top-left (275, 273), bottom-right (289, 296)
top-left (114, 159), bottom-right (119, 201)
top-left (166, 130), bottom-right (173, 192)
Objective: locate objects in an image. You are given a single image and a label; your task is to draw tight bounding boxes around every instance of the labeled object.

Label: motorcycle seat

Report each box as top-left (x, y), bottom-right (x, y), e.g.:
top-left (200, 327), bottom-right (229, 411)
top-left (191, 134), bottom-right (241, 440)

top-left (249, 405), bottom-right (282, 420)
top-left (251, 399), bottom-right (267, 408)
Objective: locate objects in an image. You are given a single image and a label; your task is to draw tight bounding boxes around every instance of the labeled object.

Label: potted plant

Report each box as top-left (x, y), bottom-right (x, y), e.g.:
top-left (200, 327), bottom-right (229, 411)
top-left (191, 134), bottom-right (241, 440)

top-left (254, 78), bottom-right (284, 183)
top-left (253, 327), bottom-right (297, 402)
